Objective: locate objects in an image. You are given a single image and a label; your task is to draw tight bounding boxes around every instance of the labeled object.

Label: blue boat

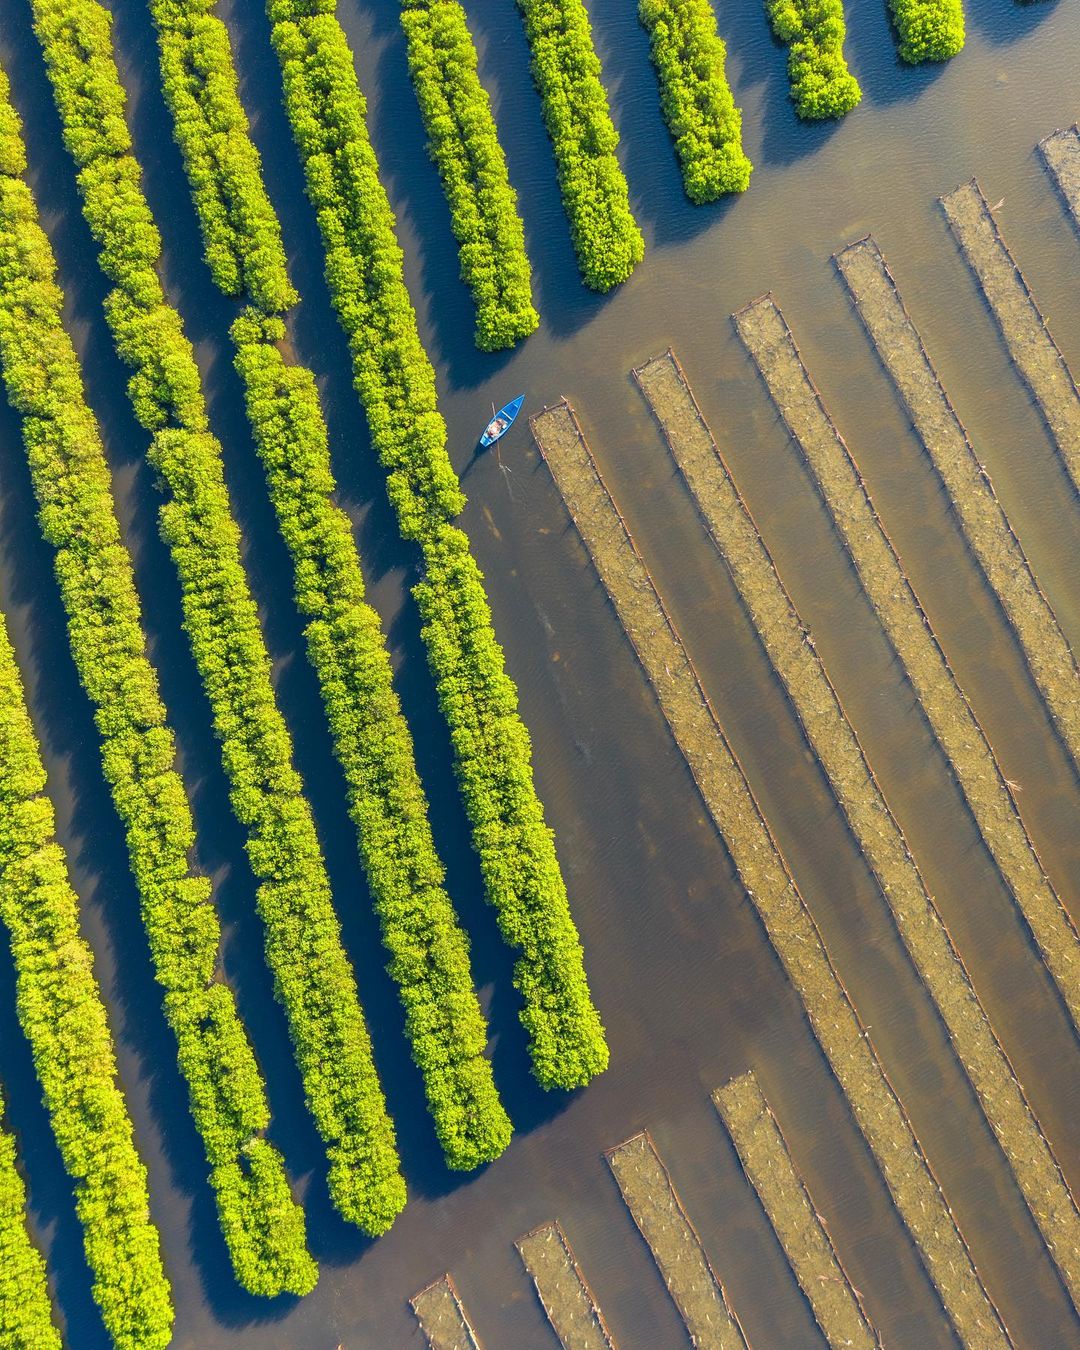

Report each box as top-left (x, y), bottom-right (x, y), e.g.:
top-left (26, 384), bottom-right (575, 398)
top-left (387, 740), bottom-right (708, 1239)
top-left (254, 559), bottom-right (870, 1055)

top-left (480, 394), bottom-right (525, 448)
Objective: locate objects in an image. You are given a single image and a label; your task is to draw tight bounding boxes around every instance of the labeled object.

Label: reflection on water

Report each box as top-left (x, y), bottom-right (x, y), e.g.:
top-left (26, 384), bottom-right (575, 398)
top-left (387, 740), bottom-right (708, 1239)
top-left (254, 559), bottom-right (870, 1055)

top-left (0, 0), bottom-right (1079, 1344)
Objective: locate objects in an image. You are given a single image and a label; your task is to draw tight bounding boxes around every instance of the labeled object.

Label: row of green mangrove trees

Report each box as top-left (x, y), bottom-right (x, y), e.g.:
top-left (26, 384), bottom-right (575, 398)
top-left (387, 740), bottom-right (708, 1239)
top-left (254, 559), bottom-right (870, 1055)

top-left (401, 0), bottom-right (539, 348)
top-left (0, 56), bottom-right (316, 1299)
top-left (148, 0), bottom-right (513, 1172)
top-left (401, 0), bottom-right (966, 257)
top-left (30, 0), bottom-right (406, 1236)
top-left (891, 0), bottom-right (964, 63)
top-left (0, 605), bottom-right (171, 1349)
top-left (515, 0), bottom-right (644, 288)
top-left (0, 0), bottom-right (977, 1330)
top-left (160, 0), bottom-right (966, 335)
top-left (746, 0), bottom-right (964, 121)
top-left (640, 0), bottom-right (752, 200)
top-left (766, 0), bottom-right (862, 119)
top-left (266, 0), bottom-right (610, 1087)
top-left (0, 1091), bottom-right (60, 1348)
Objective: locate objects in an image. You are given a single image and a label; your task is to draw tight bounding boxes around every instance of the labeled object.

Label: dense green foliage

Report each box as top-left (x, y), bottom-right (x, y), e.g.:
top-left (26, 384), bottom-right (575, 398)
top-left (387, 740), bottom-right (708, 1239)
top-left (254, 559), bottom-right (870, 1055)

top-left (0, 62), bottom-right (315, 1298)
top-left (268, 0), bottom-right (608, 1087)
top-left (270, 3), bottom-right (464, 542)
top-left (232, 317), bottom-right (513, 1166)
top-left (148, 0), bottom-right (512, 1170)
top-left (150, 0), bottom-right (297, 313)
top-left (0, 620), bottom-right (172, 1345)
top-left (889, 0), bottom-right (964, 62)
top-left (515, 0), bottom-right (644, 288)
top-left (401, 0), bottom-right (537, 349)
top-left (639, 0), bottom-right (752, 202)
top-left (0, 1094), bottom-right (61, 1349)
top-left (766, 0), bottom-right (861, 119)
top-left (415, 524), bottom-right (609, 1086)
top-left (30, 0), bottom-right (405, 1234)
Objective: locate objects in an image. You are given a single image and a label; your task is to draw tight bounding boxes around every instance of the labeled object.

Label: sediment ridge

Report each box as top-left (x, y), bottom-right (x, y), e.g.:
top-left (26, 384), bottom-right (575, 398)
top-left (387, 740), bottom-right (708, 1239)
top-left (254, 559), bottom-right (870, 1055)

top-left (532, 397), bottom-right (1009, 1348)
top-left (941, 180), bottom-right (1080, 496)
top-left (715, 1071), bottom-right (879, 1350)
top-left (734, 295), bottom-right (1080, 1043)
top-left (836, 236), bottom-right (1080, 780)
top-left (606, 1131), bottom-right (745, 1348)
top-left (1040, 125), bottom-right (1080, 235)
top-left (516, 1221), bottom-right (615, 1349)
top-left (635, 346), bottom-right (1080, 1311)
top-left (410, 1275), bottom-right (481, 1350)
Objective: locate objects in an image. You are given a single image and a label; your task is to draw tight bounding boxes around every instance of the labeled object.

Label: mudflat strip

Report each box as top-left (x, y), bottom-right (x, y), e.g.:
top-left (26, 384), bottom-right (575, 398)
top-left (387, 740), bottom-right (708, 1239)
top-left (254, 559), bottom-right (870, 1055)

top-left (940, 179), bottom-right (1080, 494)
top-left (532, 397), bottom-right (1008, 1349)
top-left (714, 1071), bottom-right (880, 1350)
top-left (734, 294), bottom-right (1080, 1037)
top-left (516, 1221), bottom-right (616, 1349)
top-left (605, 1132), bottom-right (745, 1348)
top-left (410, 1275), bottom-right (481, 1350)
top-left (1041, 125), bottom-right (1080, 234)
top-left (836, 236), bottom-right (1080, 779)
top-left (636, 346), bottom-right (1080, 1313)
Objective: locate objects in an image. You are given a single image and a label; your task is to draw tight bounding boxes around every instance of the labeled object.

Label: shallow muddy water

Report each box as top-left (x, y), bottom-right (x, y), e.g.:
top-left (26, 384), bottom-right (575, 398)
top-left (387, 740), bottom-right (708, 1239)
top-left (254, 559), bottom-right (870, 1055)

top-left (0, 0), bottom-right (1079, 1345)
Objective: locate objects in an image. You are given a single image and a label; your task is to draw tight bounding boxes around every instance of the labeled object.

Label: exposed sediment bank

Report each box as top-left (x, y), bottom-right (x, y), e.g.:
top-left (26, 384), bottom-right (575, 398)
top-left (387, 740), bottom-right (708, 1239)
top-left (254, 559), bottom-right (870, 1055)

top-left (715, 1071), bottom-right (879, 1350)
top-left (516, 1221), bottom-right (615, 1349)
top-left (606, 1131), bottom-right (745, 1348)
top-left (836, 236), bottom-right (1080, 780)
top-left (1041, 126), bottom-right (1080, 235)
top-left (635, 347), bottom-right (1080, 1311)
top-left (941, 180), bottom-right (1080, 496)
top-left (410, 1275), bottom-right (481, 1350)
top-left (532, 398), bottom-right (1009, 1349)
top-left (734, 294), bottom-right (1080, 1040)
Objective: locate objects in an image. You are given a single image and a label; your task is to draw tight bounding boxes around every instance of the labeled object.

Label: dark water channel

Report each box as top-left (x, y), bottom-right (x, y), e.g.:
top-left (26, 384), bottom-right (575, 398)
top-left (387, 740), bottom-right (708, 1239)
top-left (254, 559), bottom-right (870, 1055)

top-left (0, 0), bottom-right (1079, 1344)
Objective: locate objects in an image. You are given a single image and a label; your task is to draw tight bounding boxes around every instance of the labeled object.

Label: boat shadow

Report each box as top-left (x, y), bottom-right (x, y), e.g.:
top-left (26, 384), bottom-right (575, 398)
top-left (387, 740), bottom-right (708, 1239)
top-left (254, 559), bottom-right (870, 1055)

top-left (459, 441), bottom-right (492, 483)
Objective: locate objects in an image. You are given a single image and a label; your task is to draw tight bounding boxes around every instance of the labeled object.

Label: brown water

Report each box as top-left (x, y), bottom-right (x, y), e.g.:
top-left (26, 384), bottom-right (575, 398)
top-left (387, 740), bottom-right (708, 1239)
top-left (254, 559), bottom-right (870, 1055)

top-left (0, 0), bottom-right (1078, 1345)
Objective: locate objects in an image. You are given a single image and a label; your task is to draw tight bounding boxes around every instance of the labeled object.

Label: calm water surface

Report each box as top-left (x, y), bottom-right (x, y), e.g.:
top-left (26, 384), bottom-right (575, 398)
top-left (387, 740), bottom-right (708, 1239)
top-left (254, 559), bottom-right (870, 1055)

top-left (0, 0), bottom-right (1079, 1345)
